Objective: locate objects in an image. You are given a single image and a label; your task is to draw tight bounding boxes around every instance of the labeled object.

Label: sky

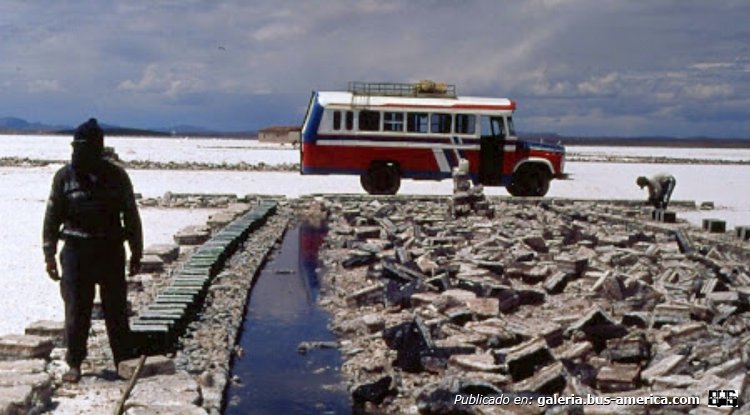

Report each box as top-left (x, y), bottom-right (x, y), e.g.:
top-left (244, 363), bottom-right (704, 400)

top-left (1, 0), bottom-right (748, 137)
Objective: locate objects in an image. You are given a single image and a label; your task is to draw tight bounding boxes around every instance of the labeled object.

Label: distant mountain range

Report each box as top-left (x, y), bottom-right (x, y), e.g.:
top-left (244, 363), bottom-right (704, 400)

top-left (1, 116), bottom-right (748, 147)
top-left (0, 117), bottom-right (71, 133)
top-left (0, 117), bottom-right (256, 138)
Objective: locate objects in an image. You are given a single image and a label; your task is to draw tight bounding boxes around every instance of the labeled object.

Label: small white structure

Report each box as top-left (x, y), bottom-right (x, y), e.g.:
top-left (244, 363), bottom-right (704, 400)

top-left (258, 126), bottom-right (300, 144)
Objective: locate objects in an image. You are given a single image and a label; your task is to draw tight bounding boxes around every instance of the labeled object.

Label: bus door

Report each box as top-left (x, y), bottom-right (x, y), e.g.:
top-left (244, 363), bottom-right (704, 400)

top-left (479, 116), bottom-right (505, 186)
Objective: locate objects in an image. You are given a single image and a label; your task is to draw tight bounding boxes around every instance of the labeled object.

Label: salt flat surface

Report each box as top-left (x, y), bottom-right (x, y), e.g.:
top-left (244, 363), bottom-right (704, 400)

top-left (0, 142), bottom-right (748, 335)
top-left (567, 145), bottom-right (750, 161)
top-left (0, 134), bottom-right (298, 165)
top-left (3, 135), bottom-right (750, 165)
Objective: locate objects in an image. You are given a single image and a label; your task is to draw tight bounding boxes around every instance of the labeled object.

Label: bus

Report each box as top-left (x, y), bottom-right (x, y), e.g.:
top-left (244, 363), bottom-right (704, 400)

top-left (299, 81), bottom-right (566, 196)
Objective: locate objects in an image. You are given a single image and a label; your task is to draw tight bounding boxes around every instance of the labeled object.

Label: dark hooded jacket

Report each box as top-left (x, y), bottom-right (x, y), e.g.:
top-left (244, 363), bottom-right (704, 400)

top-left (42, 119), bottom-right (142, 262)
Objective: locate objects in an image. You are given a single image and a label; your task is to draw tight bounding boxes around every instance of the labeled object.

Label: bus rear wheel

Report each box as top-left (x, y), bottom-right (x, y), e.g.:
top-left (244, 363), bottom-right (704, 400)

top-left (361, 162), bottom-right (401, 195)
top-left (507, 164), bottom-right (551, 197)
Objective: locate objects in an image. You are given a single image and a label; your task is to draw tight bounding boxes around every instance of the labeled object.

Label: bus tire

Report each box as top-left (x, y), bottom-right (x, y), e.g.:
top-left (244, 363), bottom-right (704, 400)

top-left (507, 164), bottom-right (550, 197)
top-left (361, 162), bottom-right (400, 195)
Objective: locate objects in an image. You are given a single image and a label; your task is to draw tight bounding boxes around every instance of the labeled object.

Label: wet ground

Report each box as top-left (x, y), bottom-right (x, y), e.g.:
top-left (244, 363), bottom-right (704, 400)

top-left (224, 223), bottom-right (351, 415)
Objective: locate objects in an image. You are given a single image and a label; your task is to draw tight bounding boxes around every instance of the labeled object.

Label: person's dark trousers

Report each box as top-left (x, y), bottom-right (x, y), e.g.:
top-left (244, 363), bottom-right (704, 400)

top-left (658, 177), bottom-right (677, 209)
top-left (60, 238), bottom-right (132, 368)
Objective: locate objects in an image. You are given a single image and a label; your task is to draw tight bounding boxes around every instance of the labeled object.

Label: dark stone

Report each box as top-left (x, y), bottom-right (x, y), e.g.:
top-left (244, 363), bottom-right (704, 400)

top-left (385, 280), bottom-right (423, 308)
top-left (544, 271), bottom-right (570, 294)
top-left (671, 230), bottom-right (695, 255)
top-left (566, 307), bottom-right (628, 352)
top-left (504, 339), bottom-right (555, 382)
top-left (446, 308), bottom-right (474, 326)
top-left (516, 289), bottom-right (546, 306)
top-left (496, 289), bottom-right (521, 314)
top-left (382, 261), bottom-right (426, 283)
top-left (395, 247), bottom-right (411, 264)
top-left (605, 335), bottom-right (651, 364)
top-left (297, 341), bottom-right (339, 355)
top-left (425, 274), bottom-right (450, 291)
top-left (702, 218), bottom-right (726, 233)
top-left (561, 360), bottom-right (598, 386)
top-left (621, 312), bottom-right (651, 329)
top-left (383, 318), bottom-right (435, 373)
top-left (351, 375), bottom-right (395, 405)
top-left (342, 251), bottom-right (377, 269)
top-left (474, 260), bottom-right (504, 275)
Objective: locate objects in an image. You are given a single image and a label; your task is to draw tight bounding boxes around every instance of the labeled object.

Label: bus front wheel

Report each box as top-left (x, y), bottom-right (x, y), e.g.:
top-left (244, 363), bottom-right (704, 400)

top-left (507, 164), bottom-right (551, 197)
top-left (361, 162), bottom-right (401, 195)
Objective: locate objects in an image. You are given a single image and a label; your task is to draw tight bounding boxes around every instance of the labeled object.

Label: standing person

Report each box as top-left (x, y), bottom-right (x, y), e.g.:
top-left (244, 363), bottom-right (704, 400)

top-left (636, 173), bottom-right (677, 209)
top-left (43, 118), bottom-right (143, 383)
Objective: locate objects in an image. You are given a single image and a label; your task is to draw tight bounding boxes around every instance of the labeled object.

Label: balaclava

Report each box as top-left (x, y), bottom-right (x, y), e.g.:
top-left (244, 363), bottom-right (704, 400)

top-left (71, 118), bottom-right (104, 171)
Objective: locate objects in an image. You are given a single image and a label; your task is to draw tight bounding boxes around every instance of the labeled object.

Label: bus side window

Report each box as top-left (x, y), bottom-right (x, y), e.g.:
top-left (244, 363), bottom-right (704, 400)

top-left (359, 110), bottom-right (380, 131)
top-left (407, 112), bottom-right (428, 133)
top-left (346, 111), bottom-right (354, 130)
top-left (507, 116), bottom-right (516, 136)
top-left (431, 113), bottom-right (451, 134)
top-left (333, 111), bottom-right (341, 130)
top-left (455, 114), bottom-right (476, 135)
top-left (384, 112), bottom-right (404, 132)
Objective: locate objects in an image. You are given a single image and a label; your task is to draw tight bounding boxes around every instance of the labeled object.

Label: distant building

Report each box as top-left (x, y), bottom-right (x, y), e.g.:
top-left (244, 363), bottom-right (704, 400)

top-left (258, 126), bottom-right (300, 144)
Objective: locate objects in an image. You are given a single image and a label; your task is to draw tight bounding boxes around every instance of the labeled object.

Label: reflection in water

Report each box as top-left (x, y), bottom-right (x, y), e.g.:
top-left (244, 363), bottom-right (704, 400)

top-left (225, 223), bottom-right (350, 415)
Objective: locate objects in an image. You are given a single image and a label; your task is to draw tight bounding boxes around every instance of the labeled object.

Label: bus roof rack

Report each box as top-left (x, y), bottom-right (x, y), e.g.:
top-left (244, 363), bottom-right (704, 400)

top-left (348, 81), bottom-right (457, 98)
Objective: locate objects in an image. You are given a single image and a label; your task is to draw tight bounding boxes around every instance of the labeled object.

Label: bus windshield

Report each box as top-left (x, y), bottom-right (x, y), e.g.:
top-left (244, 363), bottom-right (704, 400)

top-left (480, 116), bottom-right (506, 139)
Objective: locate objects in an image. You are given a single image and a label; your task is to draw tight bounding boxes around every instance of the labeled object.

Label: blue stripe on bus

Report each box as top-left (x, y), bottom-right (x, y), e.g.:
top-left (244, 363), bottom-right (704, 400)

top-left (517, 141), bottom-right (565, 152)
top-left (302, 93), bottom-right (324, 144)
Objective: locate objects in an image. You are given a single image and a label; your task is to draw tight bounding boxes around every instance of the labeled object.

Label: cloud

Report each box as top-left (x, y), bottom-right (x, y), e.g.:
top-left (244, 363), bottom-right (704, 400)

top-left (683, 83), bottom-right (734, 100)
top-left (576, 73), bottom-right (620, 97)
top-left (27, 79), bottom-right (62, 93)
top-left (0, 0), bottom-right (747, 136)
top-left (118, 64), bottom-right (206, 98)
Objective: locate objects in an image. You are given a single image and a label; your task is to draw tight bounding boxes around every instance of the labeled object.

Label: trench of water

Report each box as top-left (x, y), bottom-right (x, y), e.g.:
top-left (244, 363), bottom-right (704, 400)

top-left (224, 222), bottom-right (351, 415)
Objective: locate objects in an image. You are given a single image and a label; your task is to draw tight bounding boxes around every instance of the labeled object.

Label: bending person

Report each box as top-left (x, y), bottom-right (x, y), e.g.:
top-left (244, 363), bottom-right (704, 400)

top-left (636, 173), bottom-right (676, 209)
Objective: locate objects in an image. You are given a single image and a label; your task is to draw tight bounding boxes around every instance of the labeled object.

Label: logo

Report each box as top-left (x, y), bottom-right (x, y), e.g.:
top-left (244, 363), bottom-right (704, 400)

top-left (708, 390), bottom-right (739, 408)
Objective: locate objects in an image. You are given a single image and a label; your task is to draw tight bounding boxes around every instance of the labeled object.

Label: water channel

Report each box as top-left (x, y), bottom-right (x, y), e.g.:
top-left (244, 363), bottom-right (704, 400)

top-left (224, 223), bottom-right (351, 415)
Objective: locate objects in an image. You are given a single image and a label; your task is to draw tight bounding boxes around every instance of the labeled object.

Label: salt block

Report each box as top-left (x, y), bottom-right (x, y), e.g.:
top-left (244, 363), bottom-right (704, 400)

top-left (736, 226), bottom-right (750, 241)
top-left (0, 359), bottom-right (46, 374)
top-left (124, 405), bottom-right (209, 415)
top-left (126, 372), bottom-right (201, 409)
top-left (466, 298), bottom-right (500, 318)
top-left (139, 255), bottom-right (165, 273)
top-left (24, 321), bottom-right (64, 346)
top-left (118, 355), bottom-right (176, 380)
top-left (702, 218), bottom-right (726, 233)
top-left (207, 212), bottom-right (235, 229)
top-left (0, 372), bottom-right (51, 389)
top-left (144, 244), bottom-right (180, 263)
top-left (173, 226), bottom-right (210, 246)
top-left (0, 384), bottom-right (34, 415)
top-left (449, 353), bottom-right (503, 372)
top-left (0, 335), bottom-right (54, 360)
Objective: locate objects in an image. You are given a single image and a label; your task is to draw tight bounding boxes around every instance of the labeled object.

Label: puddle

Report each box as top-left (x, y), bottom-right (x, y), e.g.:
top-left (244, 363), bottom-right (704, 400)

top-left (224, 223), bottom-right (351, 415)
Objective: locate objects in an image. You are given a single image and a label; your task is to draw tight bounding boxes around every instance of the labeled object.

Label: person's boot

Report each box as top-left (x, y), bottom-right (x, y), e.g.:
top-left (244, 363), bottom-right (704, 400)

top-left (62, 366), bottom-right (81, 383)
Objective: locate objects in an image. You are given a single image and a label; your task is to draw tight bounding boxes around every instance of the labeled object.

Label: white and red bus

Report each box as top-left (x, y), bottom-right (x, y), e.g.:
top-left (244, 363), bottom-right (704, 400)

top-left (300, 82), bottom-right (566, 196)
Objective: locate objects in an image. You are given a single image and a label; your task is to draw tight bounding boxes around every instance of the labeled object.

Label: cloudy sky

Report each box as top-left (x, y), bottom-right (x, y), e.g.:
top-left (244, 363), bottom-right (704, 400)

top-left (1, 0), bottom-right (748, 137)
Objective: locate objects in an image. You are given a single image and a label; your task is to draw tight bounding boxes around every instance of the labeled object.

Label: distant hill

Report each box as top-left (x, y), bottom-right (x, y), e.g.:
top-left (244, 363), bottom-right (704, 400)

top-left (0, 116), bottom-right (255, 138)
top-left (520, 133), bottom-right (750, 148)
top-left (1, 115), bottom-right (747, 146)
top-left (0, 117), bottom-right (70, 133)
